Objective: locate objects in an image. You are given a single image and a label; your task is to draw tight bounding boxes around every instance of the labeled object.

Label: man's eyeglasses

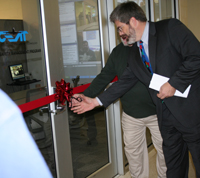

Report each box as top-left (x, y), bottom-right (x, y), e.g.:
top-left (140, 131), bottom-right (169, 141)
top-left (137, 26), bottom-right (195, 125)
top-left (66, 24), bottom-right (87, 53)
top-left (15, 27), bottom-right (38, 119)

top-left (117, 22), bottom-right (129, 33)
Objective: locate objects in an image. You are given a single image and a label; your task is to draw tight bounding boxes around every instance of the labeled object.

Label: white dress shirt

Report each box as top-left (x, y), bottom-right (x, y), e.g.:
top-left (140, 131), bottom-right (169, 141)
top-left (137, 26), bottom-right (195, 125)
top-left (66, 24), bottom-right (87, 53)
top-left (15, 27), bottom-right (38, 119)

top-left (137, 21), bottom-right (149, 59)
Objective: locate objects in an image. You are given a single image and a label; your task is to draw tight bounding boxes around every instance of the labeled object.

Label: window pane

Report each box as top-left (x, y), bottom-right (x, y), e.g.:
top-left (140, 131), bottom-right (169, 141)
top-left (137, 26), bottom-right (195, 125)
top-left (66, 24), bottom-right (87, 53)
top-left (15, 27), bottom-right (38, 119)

top-left (154, 0), bottom-right (173, 21)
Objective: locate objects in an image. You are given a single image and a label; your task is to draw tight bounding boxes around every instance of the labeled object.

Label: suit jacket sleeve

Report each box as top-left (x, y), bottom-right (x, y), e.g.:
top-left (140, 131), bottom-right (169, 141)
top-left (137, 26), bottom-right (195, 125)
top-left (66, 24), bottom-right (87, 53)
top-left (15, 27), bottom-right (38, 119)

top-left (83, 47), bottom-right (119, 98)
top-left (167, 19), bottom-right (200, 93)
top-left (98, 65), bottom-right (138, 108)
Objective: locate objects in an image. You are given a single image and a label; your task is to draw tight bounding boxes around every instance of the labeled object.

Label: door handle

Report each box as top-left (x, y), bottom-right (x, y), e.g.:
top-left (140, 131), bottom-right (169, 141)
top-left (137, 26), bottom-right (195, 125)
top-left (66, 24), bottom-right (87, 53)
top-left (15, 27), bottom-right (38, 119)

top-left (49, 104), bottom-right (66, 115)
top-left (39, 106), bottom-right (49, 115)
top-left (39, 104), bottom-right (66, 115)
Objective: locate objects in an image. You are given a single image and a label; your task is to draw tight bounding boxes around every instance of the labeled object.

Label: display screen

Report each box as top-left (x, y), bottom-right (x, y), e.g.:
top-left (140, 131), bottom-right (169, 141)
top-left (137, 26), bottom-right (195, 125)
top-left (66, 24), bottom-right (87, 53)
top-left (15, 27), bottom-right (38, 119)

top-left (9, 64), bottom-right (25, 81)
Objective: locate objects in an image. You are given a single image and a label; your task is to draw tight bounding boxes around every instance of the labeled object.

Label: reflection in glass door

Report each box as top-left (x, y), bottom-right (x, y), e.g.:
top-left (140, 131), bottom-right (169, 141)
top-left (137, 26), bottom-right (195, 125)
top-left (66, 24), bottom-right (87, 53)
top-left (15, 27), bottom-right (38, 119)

top-left (58, 0), bottom-right (102, 85)
top-left (58, 0), bottom-right (115, 177)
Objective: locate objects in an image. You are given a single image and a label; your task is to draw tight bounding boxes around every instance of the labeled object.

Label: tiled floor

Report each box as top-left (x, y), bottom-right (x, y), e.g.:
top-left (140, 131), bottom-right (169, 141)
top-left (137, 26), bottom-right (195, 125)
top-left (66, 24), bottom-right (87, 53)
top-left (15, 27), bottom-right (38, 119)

top-left (116, 147), bottom-right (196, 178)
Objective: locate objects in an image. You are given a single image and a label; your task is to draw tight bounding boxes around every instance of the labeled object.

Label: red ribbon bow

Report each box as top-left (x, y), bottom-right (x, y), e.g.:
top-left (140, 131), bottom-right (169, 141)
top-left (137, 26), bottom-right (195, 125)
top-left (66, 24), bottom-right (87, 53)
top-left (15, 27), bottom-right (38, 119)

top-left (55, 79), bottom-right (73, 105)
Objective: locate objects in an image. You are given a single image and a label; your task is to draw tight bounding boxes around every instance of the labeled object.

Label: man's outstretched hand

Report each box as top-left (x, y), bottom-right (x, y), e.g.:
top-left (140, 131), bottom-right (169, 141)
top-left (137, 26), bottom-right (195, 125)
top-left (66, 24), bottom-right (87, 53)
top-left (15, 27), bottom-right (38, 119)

top-left (70, 94), bottom-right (100, 114)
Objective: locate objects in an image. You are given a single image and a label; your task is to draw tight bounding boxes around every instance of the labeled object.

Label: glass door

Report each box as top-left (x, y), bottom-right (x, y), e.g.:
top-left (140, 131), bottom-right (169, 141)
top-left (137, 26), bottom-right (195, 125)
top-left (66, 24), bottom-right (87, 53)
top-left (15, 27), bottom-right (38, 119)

top-left (56, 0), bottom-right (118, 177)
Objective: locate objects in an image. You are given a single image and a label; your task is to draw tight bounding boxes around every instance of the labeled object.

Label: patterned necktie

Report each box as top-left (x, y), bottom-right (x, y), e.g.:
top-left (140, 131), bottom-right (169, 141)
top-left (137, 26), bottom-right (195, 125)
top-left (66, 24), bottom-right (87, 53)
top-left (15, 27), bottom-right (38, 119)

top-left (139, 40), bottom-right (153, 74)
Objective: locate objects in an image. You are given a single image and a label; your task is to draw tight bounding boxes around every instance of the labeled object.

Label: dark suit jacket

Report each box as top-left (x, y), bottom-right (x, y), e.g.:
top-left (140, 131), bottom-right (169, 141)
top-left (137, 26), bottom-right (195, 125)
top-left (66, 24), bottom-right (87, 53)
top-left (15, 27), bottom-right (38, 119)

top-left (98, 18), bottom-right (200, 128)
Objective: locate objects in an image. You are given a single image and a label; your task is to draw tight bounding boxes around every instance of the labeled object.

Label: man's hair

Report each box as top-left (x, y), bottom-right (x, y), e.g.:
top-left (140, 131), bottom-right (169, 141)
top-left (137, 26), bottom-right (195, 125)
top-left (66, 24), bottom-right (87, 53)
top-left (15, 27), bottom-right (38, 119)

top-left (110, 1), bottom-right (147, 23)
top-left (83, 41), bottom-right (88, 45)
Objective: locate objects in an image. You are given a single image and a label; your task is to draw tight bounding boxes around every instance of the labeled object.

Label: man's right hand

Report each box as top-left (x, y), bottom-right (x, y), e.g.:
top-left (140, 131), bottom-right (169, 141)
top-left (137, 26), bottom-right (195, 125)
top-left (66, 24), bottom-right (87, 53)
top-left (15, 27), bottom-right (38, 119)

top-left (157, 82), bottom-right (176, 99)
top-left (70, 94), bottom-right (100, 114)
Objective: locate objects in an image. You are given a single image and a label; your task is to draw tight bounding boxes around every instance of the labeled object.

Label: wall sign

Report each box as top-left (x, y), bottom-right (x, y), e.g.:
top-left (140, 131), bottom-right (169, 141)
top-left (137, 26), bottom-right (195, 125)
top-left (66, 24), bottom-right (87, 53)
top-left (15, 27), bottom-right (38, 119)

top-left (0, 31), bottom-right (28, 42)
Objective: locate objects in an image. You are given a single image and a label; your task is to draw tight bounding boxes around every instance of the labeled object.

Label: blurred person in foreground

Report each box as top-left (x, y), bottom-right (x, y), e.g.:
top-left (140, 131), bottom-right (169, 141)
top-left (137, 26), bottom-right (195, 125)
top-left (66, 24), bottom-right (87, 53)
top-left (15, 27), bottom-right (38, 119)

top-left (0, 89), bottom-right (52, 178)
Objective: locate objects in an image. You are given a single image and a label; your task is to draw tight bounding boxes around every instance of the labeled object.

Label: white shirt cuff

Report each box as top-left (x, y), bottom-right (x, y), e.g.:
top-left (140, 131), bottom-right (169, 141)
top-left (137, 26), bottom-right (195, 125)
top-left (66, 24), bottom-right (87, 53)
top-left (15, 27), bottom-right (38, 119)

top-left (96, 97), bottom-right (103, 106)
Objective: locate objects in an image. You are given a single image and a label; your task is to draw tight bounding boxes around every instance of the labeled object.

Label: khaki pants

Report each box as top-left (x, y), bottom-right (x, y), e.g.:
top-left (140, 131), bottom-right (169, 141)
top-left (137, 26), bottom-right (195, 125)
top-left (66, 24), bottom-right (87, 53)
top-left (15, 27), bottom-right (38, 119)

top-left (122, 112), bottom-right (167, 178)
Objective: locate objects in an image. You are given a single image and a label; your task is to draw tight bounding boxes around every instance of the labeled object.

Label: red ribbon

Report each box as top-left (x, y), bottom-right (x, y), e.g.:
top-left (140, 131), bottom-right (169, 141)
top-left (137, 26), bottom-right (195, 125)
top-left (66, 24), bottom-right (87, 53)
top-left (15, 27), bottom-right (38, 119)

top-left (18, 76), bottom-right (118, 113)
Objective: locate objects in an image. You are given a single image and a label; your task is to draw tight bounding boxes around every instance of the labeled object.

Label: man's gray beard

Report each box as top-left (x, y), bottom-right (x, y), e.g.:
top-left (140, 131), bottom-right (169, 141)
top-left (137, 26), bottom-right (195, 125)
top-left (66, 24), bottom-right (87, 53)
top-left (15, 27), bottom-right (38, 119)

top-left (121, 38), bottom-right (129, 46)
top-left (121, 27), bottom-right (136, 46)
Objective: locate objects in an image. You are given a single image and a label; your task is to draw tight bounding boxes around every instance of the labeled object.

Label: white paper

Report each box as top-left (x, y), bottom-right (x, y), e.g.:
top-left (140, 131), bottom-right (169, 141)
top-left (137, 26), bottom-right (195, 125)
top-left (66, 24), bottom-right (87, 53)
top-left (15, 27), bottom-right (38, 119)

top-left (62, 44), bottom-right (78, 64)
top-left (60, 24), bottom-right (77, 44)
top-left (59, 2), bottom-right (75, 24)
top-left (149, 73), bottom-right (191, 98)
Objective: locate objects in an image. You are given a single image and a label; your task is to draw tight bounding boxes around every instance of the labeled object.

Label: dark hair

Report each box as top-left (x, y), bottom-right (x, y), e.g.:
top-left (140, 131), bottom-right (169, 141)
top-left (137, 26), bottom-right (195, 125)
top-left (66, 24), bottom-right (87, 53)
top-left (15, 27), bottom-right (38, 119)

top-left (110, 1), bottom-right (147, 23)
top-left (83, 41), bottom-right (88, 44)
